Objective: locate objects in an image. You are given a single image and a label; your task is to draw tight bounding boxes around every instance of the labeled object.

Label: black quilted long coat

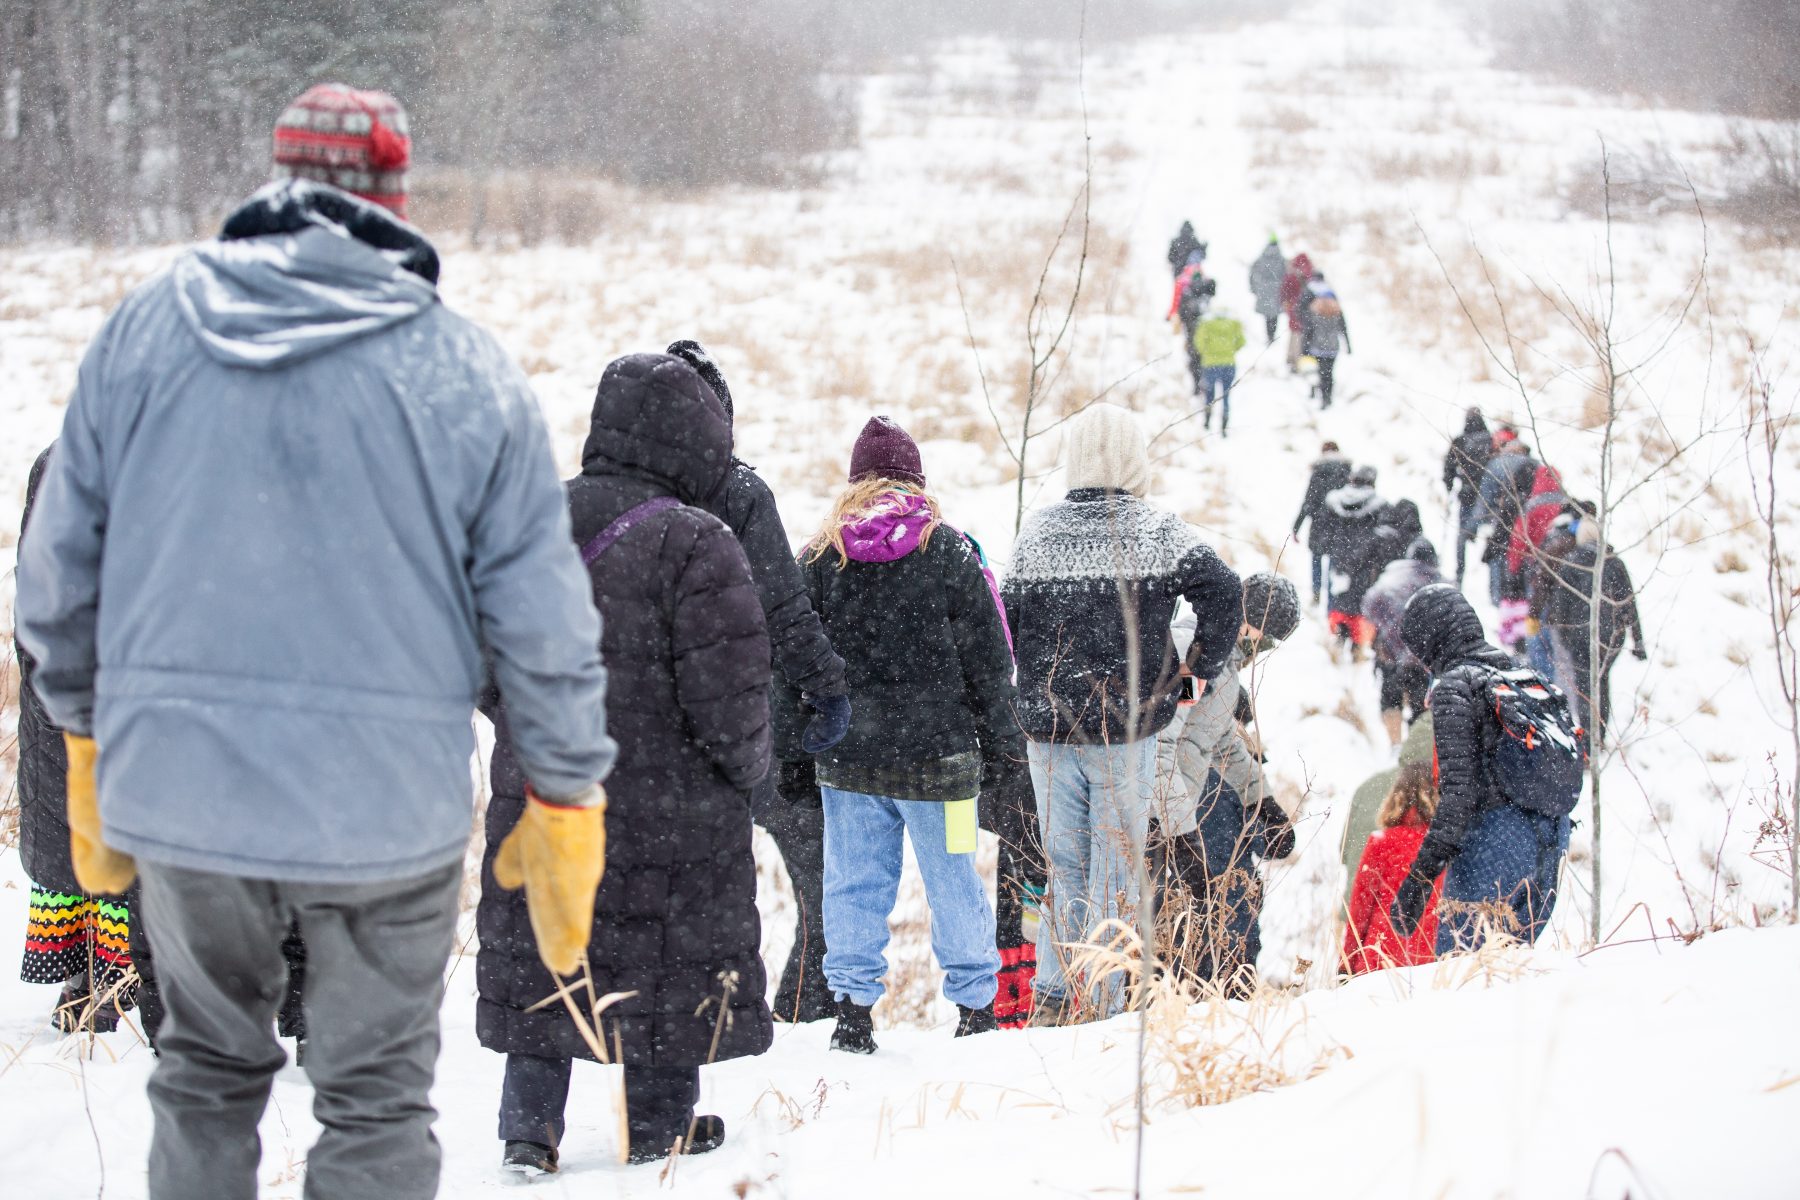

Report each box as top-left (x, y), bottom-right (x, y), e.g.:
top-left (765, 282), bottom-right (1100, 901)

top-left (477, 353), bottom-right (773, 1068)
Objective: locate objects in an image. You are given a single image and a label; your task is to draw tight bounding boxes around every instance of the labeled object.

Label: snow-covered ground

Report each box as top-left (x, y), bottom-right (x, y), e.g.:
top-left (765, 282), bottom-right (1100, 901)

top-left (3, 2), bottom-right (1798, 1195)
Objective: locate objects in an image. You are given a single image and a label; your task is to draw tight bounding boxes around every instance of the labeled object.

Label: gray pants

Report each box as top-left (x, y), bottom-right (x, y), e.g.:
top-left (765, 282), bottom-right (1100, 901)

top-left (139, 860), bottom-right (462, 1200)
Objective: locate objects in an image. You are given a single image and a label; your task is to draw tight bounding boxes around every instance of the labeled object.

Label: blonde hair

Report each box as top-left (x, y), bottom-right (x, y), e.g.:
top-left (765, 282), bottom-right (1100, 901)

top-left (1378, 760), bottom-right (1438, 828)
top-left (805, 477), bottom-right (944, 569)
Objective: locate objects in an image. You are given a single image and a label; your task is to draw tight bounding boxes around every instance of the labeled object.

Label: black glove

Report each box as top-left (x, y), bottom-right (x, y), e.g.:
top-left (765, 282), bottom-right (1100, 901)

top-left (1631, 644), bottom-right (1648, 662)
top-left (800, 693), bottom-right (852, 754)
top-left (1389, 871), bottom-right (1436, 938)
top-left (978, 752), bottom-right (1033, 845)
top-left (776, 759), bottom-right (821, 808)
top-left (1234, 688), bottom-right (1255, 727)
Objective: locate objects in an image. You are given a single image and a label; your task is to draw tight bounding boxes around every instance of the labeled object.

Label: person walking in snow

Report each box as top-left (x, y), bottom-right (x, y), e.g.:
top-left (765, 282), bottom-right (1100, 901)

top-left (1168, 259), bottom-right (1215, 396)
top-left (1478, 437), bottom-right (1537, 607)
top-left (663, 340), bottom-right (850, 1025)
top-left (1389, 586), bottom-right (1577, 953)
top-left (1546, 513), bottom-right (1647, 747)
top-left (1339, 712), bottom-right (1435, 916)
top-left (1342, 761), bottom-right (1443, 974)
top-left (1507, 464), bottom-right (1567, 666)
top-left (1293, 441), bottom-right (1352, 608)
top-left (14, 83), bottom-right (615, 1200)
top-left (1279, 252), bottom-right (1315, 371)
top-left (1249, 236), bottom-right (1287, 344)
top-left (479, 354), bottom-right (772, 1175)
top-left (779, 418), bottom-right (1023, 1054)
top-left (1192, 306), bottom-right (1247, 435)
top-left (1442, 408), bottom-right (1493, 587)
top-left (1155, 575), bottom-right (1301, 996)
top-left (1363, 536), bottom-right (1442, 750)
top-left (1003, 404), bottom-right (1242, 1021)
top-left (1167, 221), bottom-right (1204, 276)
top-left (1303, 284), bottom-right (1352, 409)
top-left (1321, 466), bottom-right (1385, 659)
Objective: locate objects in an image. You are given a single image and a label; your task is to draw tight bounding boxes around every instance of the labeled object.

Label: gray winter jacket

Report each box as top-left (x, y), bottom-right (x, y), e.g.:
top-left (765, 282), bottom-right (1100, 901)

top-left (14, 182), bottom-right (615, 884)
top-left (1156, 631), bottom-right (1281, 840)
top-left (1249, 245), bottom-right (1286, 317)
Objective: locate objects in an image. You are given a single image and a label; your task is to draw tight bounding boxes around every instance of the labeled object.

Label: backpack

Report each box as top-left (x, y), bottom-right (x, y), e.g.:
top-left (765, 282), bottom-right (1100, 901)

top-left (1482, 666), bottom-right (1586, 818)
top-left (1178, 274), bottom-right (1215, 326)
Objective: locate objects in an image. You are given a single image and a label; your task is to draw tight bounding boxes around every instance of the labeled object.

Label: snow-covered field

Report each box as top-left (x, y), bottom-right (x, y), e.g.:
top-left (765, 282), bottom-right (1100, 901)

top-left (3, 2), bottom-right (1799, 1195)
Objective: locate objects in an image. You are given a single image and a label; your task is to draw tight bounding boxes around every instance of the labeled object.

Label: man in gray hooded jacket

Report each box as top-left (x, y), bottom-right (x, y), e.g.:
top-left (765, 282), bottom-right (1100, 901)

top-left (15, 90), bottom-right (612, 1200)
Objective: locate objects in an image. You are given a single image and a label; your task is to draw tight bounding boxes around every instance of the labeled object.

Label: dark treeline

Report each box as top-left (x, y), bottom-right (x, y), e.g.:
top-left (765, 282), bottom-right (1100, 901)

top-left (1486, 0), bottom-right (1800, 119)
top-left (0, 0), bottom-right (859, 242)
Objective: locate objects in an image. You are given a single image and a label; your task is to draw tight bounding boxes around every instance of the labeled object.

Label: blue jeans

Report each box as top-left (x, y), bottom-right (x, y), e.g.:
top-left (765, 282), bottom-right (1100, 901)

top-left (1027, 739), bottom-right (1155, 1015)
top-left (821, 788), bottom-right (999, 1010)
top-left (1310, 552), bottom-right (1332, 606)
top-left (1200, 365), bottom-right (1235, 429)
top-left (1436, 805), bottom-right (1571, 954)
top-left (1526, 629), bottom-right (1556, 678)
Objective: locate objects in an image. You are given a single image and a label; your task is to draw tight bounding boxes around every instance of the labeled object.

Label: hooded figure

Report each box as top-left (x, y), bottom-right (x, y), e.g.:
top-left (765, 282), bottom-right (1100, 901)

top-left (15, 171), bottom-right (613, 1200)
top-left (777, 418), bottom-right (1023, 1053)
top-left (1390, 586), bottom-right (1572, 954)
top-left (1547, 520), bottom-right (1647, 744)
top-left (1362, 536), bottom-right (1443, 744)
top-left (665, 340), bottom-right (847, 1025)
top-left (478, 353), bottom-right (773, 1169)
top-left (1321, 468), bottom-right (1384, 645)
top-left (1167, 221), bottom-right (1203, 275)
top-left (1443, 408), bottom-right (1494, 583)
top-left (1249, 239), bottom-right (1287, 325)
top-left (1293, 442), bottom-right (1353, 605)
top-left (1004, 404), bottom-right (1242, 1019)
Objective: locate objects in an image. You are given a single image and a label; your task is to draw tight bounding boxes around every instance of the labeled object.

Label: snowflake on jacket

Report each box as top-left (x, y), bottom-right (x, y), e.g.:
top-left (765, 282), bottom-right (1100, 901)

top-left (1003, 489), bottom-right (1242, 745)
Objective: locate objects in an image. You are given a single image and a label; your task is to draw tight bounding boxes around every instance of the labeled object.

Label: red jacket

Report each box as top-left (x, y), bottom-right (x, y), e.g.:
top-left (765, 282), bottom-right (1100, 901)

top-left (1343, 821), bottom-right (1442, 974)
top-left (1278, 253), bottom-right (1315, 318)
top-left (1507, 465), bottom-right (1564, 575)
top-left (1168, 264), bottom-right (1205, 320)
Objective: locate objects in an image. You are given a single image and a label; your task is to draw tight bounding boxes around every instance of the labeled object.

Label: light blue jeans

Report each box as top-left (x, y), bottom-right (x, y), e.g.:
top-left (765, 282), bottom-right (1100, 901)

top-left (821, 787), bottom-right (999, 1010)
top-left (1027, 739), bottom-right (1156, 1015)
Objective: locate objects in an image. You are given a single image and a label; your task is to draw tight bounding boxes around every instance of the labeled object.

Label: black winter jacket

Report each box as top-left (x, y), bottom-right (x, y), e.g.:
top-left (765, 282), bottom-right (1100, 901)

top-left (778, 522), bottom-right (1022, 803)
top-left (16, 445), bottom-right (78, 895)
top-left (1293, 452), bottom-right (1352, 554)
top-left (1443, 415), bottom-right (1492, 503)
top-left (478, 353), bottom-right (773, 1069)
top-left (1401, 585), bottom-right (1518, 881)
top-left (1321, 482), bottom-right (1384, 609)
top-left (1003, 489), bottom-right (1242, 744)
top-left (1547, 541), bottom-right (1645, 657)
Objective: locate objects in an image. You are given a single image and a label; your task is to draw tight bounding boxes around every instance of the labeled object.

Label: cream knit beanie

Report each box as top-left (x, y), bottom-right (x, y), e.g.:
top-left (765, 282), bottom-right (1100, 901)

top-left (1064, 403), bottom-right (1150, 495)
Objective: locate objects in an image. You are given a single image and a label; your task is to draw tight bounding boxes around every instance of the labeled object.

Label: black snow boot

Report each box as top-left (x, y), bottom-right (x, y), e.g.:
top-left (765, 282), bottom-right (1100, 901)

top-left (626, 1117), bottom-right (726, 1165)
top-left (830, 998), bottom-right (878, 1055)
top-left (954, 1004), bottom-right (998, 1037)
top-left (501, 1140), bottom-right (559, 1179)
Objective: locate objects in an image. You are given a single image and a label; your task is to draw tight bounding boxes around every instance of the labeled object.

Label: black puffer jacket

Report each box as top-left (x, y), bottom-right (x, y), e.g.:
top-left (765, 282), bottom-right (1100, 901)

top-left (1292, 451), bottom-right (1351, 554)
top-left (1400, 585), bottom-right (1516, 881)
top-left (1351, 499), bottom-right (1423, 600)
top-left (1442, 412), bottom-right (1492, 503)
top-left (1321, 481), bottom-right (1384, 609)
top-left (16, 444), bottom-right (78, 895)
top-left (478, 353), bottom-right (773, 1069)
top-left (777, 518), bottom-right (1022, 803)
top-left (1003, 489), bottom-right (1242, 744)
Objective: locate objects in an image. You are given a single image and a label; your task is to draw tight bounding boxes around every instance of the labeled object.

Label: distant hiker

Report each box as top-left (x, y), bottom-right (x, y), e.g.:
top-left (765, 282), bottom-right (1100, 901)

top-left (665, 340), bottom-right (849, 1026)
top-left (1547, 513), bottom-right (1647, 746)
top-left (1304, 285), bottom-right (1352, 408)
top-left (1478, 439), bottom-right (1537, 607)
top-left (1340, 712), bottom-right (1435, 914)
top-left (1391, 586), bottom-right (1579, 954)
top-left (1528, 505), bottom-right (1584, 690)
top-left (1279, 252), bottom-right (1315, 371)
top-left (1321, 465), bottom-right (1384, 659)
top-left (1249, 236), bottom-right (1287, 343)
top-left (480, 354), bottom-right (771, 1175)
top-left (1169, 262), bottom-right (1216, 395)
top-left (1363, 536), bottom-right (1442, 749)
top-left (1156, 574), bottom-right (1301, 996)
top-left (1167, 221), bottom-right (1203, 276)
top-left (1192, 306), bottom-right (1247, 435)
top-left (1293, 441), bottom-right (1352, 607)
top-left (1004, 404), bottom-right (1242, 1021)
top-left (15, 83), bottom-right (615, 1200)
top-left (1442, 408), bottom-right (1493, 586)
top-left (1343, 761), bottom-right (1443, 974)
top-left (781, 418), bottom-right (1023, 1054)
top-left (1507, 465), bottom-right (1567, 660)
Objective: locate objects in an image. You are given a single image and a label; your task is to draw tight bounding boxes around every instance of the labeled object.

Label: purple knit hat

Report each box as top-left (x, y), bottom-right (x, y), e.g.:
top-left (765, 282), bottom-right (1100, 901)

top-left (848, 416), bottom-right (925, 486)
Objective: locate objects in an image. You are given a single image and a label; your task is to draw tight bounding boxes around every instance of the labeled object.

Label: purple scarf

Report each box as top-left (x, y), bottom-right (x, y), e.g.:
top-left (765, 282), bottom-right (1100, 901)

top-left (840, 493), bottom-right (933, 563)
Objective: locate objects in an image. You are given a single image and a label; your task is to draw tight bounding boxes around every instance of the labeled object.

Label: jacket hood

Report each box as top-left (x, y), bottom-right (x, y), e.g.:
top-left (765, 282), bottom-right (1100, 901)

top-left (840, 492), bottom-right (934, 563)
top-left (173, 181), bottom-right (438, 370)
top-left (1381, 499), bottom-right (1423, 542)
top-left (580, 353), bottom-right (732, 505)
top-left (1407, 535), bottom-right (1439, 566)
top-left (1292, 253), bottom-right (1314, 276)
top-left (1324, 483), bottom-right (1380, 518)
top-left (1463, 410), bottom-right (1488, 435)
top-left (1531, 465), bottom-right (1563, 497)
top-left (1401, 584), bottom-right (1495, 672)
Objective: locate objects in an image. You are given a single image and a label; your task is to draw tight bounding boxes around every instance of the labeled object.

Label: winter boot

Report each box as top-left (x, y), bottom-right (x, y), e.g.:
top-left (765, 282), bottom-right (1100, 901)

top-left (626, 1117), bottom-right (726, 1165)
top-left (501, 1140), bottom-right (558, 1179)
top-left (954, 1004), bottom-right (998, 1037)
top-left (829, 998), bottom-right (878, 1054)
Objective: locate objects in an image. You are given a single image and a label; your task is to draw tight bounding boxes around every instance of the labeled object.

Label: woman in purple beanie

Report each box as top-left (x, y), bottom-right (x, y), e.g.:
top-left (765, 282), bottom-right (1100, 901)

top-left (774, 417), bottom-right (1026, 1052)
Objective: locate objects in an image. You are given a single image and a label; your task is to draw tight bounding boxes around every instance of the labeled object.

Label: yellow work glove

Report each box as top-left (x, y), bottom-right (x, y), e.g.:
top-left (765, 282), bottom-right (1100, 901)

top-left (64, 734), bottom-right (137, 895)
top-left (492, 787), bottom-right (607, 977)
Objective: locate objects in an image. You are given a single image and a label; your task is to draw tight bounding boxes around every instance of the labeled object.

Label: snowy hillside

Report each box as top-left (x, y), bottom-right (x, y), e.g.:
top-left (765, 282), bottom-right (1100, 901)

top-left (3, 1), bottom-right (1799, 1196)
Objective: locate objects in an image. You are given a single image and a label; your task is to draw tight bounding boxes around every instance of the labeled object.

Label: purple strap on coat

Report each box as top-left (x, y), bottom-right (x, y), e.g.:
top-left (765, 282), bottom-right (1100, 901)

top-left (579, 496), bottom-right (681, 566)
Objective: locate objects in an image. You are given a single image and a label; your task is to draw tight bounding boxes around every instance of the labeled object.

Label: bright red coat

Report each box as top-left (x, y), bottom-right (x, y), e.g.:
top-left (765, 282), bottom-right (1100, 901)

top-left (1343, 820), bottom-right (1443, 974)
top-left (1278, 253), bottom-right (1315, 319)
top-left (1507, 465), bottom-right (1564, 575)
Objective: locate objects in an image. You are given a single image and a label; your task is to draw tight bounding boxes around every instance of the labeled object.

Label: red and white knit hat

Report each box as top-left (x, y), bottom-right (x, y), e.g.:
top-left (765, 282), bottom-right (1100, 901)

top-left (272, 83), bottom-right (411, 217)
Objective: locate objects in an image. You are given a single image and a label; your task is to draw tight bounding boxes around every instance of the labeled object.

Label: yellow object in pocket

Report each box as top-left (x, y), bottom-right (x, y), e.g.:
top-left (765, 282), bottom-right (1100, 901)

top-left (944, 798), bottom-right (978, 855)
